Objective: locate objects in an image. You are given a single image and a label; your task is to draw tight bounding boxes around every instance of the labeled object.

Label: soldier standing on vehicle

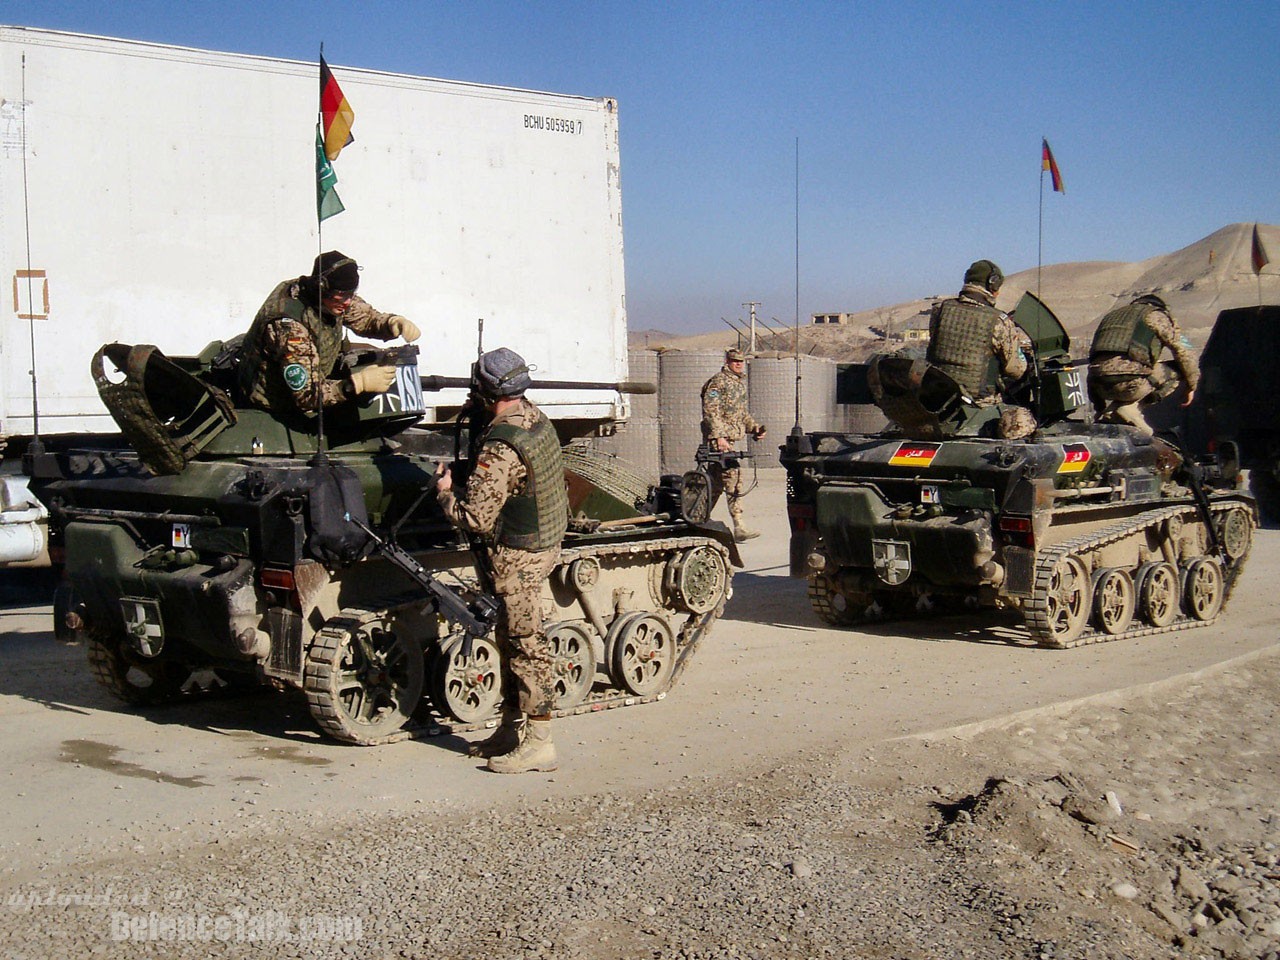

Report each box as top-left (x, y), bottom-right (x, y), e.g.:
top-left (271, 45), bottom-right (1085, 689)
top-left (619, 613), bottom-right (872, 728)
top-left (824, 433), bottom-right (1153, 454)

top-left (926, 259), bottom-right (1037, 439)
top-left (1087, 294), bottom-right (1199, 436)
top-left (701, 347), bottom-right (767, 542)
top-left (435, 348), bottom-right (569, 774)
top-left (237, 251), bottom-right (420, 417)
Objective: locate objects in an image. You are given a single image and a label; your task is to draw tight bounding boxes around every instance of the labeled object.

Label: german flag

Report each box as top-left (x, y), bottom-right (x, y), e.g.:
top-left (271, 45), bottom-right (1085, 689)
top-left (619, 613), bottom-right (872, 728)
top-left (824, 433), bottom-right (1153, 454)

top-left (1041, 138), bottom-right (1064, 194)
top-left (889, 442), bottom-right (941, 468)
top-left (320, 56), bottom-right (355, 162)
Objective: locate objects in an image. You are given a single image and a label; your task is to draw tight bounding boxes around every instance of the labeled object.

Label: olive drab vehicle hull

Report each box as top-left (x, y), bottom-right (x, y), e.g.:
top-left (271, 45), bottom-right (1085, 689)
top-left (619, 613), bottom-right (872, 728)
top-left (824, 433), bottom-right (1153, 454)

top-left (780, 293), bottom-right (1256, 648)
top-left (27, 344), bottom-right (738, 744)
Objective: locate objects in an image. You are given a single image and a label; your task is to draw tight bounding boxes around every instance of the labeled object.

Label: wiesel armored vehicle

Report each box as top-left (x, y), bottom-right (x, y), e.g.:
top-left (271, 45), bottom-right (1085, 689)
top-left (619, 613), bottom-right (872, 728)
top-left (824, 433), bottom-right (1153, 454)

top-left (26, 342), bottom-right (738, 744)
top-left (780, 294), bottom-right (1255, 648)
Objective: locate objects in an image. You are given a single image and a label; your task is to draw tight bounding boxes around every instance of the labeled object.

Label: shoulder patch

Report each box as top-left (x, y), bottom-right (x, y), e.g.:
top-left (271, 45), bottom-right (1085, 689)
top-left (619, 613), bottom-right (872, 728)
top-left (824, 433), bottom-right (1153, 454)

top-left (283, 363), bottom-right (310, 391)
top-left (706, 389), bottom-right (719, 400)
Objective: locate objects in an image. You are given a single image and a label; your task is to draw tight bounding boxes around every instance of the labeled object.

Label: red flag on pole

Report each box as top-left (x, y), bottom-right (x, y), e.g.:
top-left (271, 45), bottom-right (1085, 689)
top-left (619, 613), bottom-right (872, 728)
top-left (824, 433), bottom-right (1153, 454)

top-left (1252, 223), bottom-right (1270, 274)
top-left (1041, 138), bottom-right (1064, 194)
top-left (320, 56), bottom-right (355, 162)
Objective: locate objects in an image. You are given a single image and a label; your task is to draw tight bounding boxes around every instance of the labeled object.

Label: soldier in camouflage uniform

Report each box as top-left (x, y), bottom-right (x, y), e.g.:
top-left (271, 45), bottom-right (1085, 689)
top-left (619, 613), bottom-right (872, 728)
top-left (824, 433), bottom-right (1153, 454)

top-left (701, 348), bottom-right (767, 541)
top-left (237, 251), bottom-right (420, 418)
top-left (1087, 294), bottom-right (1199, 436)
top-left (435, 347), bottom-right (569, 774)
top-left (926, 259), bottom-right (1037, 439)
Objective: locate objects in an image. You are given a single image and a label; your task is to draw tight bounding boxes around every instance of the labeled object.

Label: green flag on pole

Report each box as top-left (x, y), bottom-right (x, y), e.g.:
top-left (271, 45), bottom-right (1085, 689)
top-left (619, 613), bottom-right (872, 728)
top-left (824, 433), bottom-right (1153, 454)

top-left (316, 125), bottom-right (344, 221)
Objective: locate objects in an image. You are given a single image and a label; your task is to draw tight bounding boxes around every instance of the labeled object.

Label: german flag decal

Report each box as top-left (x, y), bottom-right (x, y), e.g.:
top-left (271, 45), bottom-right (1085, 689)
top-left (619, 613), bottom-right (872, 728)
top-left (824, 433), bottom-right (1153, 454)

top-left (1058, 442), bottom-right (1092, 474)
top-left (889, 442), bottom-right (941, 467)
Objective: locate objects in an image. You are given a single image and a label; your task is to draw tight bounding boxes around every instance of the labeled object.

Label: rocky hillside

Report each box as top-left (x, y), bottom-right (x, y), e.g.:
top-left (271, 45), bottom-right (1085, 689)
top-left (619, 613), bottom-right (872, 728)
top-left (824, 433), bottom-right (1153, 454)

top-left (634, 222), bottom-right (1279, 361)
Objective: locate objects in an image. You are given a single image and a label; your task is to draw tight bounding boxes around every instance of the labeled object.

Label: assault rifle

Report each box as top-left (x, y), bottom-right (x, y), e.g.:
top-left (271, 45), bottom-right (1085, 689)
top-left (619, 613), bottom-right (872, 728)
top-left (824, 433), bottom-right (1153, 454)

top-left (348, 515), bottom-right (500, 658)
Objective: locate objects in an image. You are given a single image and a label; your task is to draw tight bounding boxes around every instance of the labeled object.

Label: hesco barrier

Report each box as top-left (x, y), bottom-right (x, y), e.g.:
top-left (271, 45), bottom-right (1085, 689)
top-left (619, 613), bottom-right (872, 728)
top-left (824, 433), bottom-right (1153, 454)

top-left (747, 356), bottom-right (838, 467)
top-left (626, 350), bottom-right (659, 419)
top-left (657, 350), bottom-right (724, 475)
top-left (588, 348), bottom-right (865, 483)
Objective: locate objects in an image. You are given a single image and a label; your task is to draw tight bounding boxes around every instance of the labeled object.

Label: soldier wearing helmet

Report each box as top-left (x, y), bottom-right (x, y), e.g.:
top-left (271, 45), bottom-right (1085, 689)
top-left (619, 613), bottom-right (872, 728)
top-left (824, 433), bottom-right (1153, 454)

top-left (435, 347), bottom-right (569, 774)
top-left (926, 259), bottom-right (1037, 439)
top-left (1087, 294), bottom-right (1199, 436)
top-left (700, 347), bottom-right (767, 541)
top-left (237, 251), bottom-right (420, 417)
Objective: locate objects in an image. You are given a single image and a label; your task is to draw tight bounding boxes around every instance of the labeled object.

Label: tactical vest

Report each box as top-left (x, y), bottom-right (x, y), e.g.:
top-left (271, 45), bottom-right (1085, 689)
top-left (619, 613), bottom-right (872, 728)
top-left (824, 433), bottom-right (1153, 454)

top-left (927, 298), bottom-right (1001, 398)
top-left (238, 280), bottom-right (346, 413)
top-left (1091, 302), bottom-right (1161, 367)
top-left (487, 410), bottom-right (569, 551)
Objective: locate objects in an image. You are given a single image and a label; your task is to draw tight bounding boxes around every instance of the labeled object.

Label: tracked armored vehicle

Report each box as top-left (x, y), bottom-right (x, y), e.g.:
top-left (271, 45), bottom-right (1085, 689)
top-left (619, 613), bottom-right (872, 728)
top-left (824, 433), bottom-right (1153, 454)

top-left (27, 342), bottom-right (737, 744)
top-left (780, 293), bottom-right (1255, 648)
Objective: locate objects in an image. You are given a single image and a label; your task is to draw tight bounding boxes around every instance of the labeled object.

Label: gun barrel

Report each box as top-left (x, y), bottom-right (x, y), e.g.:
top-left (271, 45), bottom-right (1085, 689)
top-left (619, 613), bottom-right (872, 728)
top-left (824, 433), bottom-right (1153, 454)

top-left (419, 376), bottom-right (656, 395)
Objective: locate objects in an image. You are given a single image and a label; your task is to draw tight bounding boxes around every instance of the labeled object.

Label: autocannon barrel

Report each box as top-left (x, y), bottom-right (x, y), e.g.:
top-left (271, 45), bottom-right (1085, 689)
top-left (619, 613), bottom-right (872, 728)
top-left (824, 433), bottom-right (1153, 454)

top-left (419, 375), bottom-right (656, 395)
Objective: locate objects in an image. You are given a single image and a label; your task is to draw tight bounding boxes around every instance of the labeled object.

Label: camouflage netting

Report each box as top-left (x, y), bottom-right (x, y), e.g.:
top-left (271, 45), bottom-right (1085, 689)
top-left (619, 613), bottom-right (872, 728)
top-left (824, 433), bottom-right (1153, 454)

top-left (562, 443), bottom-right (653, 507)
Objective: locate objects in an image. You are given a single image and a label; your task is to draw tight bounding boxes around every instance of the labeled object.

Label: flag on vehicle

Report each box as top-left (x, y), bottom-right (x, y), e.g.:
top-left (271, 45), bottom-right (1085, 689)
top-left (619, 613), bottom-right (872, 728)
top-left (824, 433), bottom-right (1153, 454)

top-left (1041, 139), bottom-right (1064, 194)
top-left (316, 126), bottom-right (344, 221)
top-left (1252, 223), bottom-right (1270, 274)
top-left (320, 56), bottom-right (355, 161)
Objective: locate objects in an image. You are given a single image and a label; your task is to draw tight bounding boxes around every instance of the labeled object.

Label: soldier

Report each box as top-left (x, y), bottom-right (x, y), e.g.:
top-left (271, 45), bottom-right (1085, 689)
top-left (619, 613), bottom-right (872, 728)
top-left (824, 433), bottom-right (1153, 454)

top-left (701, 347), bottom-right (767, 541)
top-left (1087, 294), bottom-right (1199, 436)
top-left (435, 347), bottom-right (569, 774)
top-left (926, 259), bottom-right (1037, 439)
top-left (237, 251), bottom-right (420, 417)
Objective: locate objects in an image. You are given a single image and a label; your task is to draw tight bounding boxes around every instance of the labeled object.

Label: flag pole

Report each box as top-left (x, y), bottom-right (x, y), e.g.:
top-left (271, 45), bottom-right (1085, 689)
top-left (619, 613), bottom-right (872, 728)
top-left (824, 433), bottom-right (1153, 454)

top-left (314, 42), bottom-right (328, 460)
top-left (1037, 140), bottom-right (1044, 301)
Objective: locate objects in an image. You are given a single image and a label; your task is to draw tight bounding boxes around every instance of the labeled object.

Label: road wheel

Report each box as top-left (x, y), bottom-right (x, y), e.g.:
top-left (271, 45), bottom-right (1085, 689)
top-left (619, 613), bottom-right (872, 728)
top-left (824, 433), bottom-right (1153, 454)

top-left (1027, 554), bottom-right (1091, 647)
top-left (1091, 568), bottom-right (1135, 636)
top-left (607, 611), bottom-right (676, 697)
top-left (304, 613), bottom-right (425, 745)
top-left (1182, 558), bottom-right (1225, 621)
top-left (86, 631), bottom-right (187, 706)
top-left (430, 635), bottom-right (504, 724)
top-left (1136, 562), bottom-right (1180, 627)
top-left (546, 622), bottom-right (597, 710)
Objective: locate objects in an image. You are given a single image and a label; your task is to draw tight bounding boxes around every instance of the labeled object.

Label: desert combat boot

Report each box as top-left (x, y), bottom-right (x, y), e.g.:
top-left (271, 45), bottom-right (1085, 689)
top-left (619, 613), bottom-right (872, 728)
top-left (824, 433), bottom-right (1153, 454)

top-left (733, 520), bottom-right (760, 542)
top-left (487, 718), bottom-right (558, 774)
top-left (468, 707), bottom-right (524, 759)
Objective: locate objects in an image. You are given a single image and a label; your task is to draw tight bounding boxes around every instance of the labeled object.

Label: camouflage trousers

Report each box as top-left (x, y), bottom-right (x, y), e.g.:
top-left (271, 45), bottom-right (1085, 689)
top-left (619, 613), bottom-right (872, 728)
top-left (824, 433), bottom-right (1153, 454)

top-left (1088, 362), bottom-right (1181, 436)
top-left (490, 544), bottom-right (560, 717)
top-left (707, 461), bottom-right (747, 522)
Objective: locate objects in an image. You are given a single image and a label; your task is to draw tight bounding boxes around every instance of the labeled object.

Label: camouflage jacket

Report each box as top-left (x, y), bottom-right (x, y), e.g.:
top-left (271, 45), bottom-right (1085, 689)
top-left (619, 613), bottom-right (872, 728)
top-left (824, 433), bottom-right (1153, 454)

top-left (238, 279), bottom-right (405, 416)
top-left (1089, 305), bottom-right (1199, 391)
top-left (701, 365), bottom-right (761, 441)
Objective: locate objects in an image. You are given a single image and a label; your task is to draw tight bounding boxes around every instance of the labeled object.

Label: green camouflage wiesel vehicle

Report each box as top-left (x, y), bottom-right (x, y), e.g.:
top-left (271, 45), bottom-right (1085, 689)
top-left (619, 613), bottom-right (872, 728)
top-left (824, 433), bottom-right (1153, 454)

top-left (27, 341), bottom-right (737, 743)
top-left (780, 294), bottom-right (1255, 648)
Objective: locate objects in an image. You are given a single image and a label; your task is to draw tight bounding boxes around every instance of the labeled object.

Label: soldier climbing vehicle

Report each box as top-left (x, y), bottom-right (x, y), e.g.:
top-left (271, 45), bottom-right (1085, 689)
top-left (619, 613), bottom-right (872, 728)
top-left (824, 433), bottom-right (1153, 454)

top-left (26, 341), bottom-right (738, 744)
top-left (780, 292), bottom-right (1255, 648)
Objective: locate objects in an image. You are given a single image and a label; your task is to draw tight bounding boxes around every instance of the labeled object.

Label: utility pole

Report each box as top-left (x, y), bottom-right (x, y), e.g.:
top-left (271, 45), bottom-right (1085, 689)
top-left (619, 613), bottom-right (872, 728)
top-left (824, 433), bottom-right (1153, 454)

top-left (742, 301), bottom-right (761, 353)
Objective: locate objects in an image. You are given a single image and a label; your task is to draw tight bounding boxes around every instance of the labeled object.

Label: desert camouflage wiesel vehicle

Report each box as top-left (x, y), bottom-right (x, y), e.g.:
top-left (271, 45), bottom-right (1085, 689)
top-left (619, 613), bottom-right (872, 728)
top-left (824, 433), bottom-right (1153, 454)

top-left (781, 293), bottom-right (1255, 648)
top-left (27, 341), bottom-right (738, 743)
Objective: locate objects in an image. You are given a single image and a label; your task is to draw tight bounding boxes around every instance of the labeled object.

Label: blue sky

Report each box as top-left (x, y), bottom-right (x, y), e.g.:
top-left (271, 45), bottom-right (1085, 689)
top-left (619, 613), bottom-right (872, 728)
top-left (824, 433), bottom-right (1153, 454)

top-left (4, 1), bottom-right (1277, 333)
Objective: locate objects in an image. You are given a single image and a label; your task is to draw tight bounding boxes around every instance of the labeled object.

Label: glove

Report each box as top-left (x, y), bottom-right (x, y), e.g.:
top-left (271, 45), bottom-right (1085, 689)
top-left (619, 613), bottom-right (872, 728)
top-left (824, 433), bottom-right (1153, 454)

top-left (350, 364), bottom-right (398, 396)
top-left (388, 316), bottom-right (420, 342)
top-left (752, 425), bottom-right (767, 440)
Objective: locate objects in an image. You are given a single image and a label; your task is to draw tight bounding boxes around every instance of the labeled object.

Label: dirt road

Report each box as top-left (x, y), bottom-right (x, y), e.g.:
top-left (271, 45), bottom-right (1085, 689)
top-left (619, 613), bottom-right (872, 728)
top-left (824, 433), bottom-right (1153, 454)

top-left (1, 472), bottom-right (1277, 958)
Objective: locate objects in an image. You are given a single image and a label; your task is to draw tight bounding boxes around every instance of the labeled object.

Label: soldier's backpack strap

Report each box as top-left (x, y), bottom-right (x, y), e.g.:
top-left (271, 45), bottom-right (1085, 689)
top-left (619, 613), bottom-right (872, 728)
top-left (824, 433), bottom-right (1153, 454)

top-left (92, 343), bottom-right (237, 476)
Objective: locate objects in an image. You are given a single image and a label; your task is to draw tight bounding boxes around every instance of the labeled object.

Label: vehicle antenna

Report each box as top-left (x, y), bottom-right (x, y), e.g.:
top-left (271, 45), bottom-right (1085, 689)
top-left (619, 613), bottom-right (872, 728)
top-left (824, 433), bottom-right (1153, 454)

top-left (312, 41), bottom-right (328, 462)
top-left (19, 53), bottom-right (43, 456)
top-left (791, 136), bottom-right (807, 444)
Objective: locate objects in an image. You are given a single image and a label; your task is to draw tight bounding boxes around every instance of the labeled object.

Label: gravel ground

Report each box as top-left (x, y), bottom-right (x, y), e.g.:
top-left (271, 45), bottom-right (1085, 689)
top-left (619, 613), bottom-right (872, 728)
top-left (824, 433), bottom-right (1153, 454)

top-left (3, 645), bottom-right (1278, 960)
